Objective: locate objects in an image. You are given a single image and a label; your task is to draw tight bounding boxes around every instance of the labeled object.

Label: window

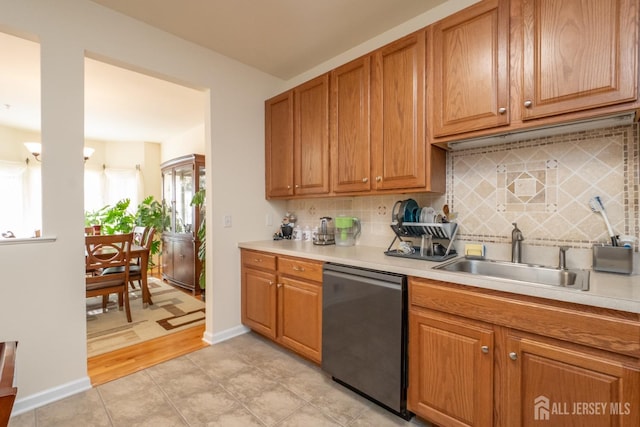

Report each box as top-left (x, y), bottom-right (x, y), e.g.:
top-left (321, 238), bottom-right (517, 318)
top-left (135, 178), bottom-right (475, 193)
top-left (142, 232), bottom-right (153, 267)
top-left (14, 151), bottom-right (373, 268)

top-left (84, 165), bottom-right (142, 214)
top-left (0, 160), bottom-right (41, 237)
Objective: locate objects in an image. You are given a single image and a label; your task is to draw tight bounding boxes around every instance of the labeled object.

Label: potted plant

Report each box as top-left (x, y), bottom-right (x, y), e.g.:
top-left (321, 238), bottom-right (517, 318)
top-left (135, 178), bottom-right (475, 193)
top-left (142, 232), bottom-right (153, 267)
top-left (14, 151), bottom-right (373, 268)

top-left (134, 196), bottom-right (167, 266)
top-left (84, 199), bottom-right (135, 235)
top-left (191, 189), bottom-right (206, 300)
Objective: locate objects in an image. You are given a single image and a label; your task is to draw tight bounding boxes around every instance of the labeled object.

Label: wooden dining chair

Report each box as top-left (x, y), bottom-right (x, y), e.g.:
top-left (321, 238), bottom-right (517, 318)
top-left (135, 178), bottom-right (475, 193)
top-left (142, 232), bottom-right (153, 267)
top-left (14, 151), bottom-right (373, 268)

top-left (85, 233), bottom-right (134, 322)
top-left (131, 226), bottom-right (155, 305)
top-left (128, 226), bottom-right (149, 289)
top-left (102, 226), bottom-right (155, 306)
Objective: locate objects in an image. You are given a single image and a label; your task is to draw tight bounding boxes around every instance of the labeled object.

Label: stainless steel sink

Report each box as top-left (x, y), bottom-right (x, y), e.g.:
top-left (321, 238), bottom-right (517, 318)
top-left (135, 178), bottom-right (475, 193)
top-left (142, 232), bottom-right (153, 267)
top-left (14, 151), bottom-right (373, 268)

top-left (433, 258), bottom-right (590, 290)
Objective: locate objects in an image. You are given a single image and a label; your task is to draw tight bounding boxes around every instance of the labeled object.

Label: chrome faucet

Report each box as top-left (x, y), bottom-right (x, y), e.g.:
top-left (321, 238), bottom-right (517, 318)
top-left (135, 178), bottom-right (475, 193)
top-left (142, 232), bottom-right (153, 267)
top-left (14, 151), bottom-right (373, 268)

top-left (558, 246), bottom-right (570, 270)
top-left (511, 223), bottom-right (524, 263)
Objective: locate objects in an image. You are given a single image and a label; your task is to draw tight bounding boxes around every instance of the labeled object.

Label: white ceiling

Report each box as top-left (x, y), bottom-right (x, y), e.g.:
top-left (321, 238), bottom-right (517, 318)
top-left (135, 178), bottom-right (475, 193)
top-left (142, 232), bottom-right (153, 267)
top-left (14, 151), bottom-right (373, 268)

top-left (0, 0), bottom-right (446, 143)
top-left (89, 0), bottom-right (446, 79)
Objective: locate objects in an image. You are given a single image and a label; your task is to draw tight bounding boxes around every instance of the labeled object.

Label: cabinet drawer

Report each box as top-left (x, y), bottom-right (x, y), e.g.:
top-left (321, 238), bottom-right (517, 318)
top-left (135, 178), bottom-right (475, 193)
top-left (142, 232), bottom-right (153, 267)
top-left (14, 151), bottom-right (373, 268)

top-left (241, 250), bottom-right (277, 271)
top-left (278, 256), bottom-right (323, 282)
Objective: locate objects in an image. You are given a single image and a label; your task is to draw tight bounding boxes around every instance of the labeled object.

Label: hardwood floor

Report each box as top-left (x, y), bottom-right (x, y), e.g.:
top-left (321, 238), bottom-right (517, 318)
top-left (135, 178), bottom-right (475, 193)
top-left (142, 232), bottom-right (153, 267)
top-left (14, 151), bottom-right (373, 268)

top-left (88, 324), bottom-right (208, 386)
top-left (87, 270), bottom-right (208, 386)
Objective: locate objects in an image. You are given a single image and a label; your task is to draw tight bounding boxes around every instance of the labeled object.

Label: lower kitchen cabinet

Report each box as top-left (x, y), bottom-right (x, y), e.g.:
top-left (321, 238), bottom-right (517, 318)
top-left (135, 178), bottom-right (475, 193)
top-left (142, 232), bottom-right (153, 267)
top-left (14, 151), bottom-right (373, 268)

top-left (505, 330), bottom-right (640, 427)
top-left (241, 263), bottom-right (277, 339)
top-left (408, 277), bottom-right (640, 427)
top-left (240, 249), bottom-right (323, 363)
top-left (409, 309), bottom-right (494, 427)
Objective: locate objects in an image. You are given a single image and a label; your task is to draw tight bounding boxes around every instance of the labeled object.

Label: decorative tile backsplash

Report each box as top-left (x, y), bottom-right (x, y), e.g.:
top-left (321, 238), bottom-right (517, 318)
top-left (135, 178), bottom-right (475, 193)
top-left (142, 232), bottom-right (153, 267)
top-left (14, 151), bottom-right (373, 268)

top-left (287, 123), bottom-right (639, 250)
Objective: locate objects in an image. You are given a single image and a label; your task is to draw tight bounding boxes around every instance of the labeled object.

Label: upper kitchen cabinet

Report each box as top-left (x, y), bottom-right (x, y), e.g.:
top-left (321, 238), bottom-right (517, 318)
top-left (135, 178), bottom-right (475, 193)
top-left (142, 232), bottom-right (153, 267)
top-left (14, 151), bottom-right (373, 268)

top-left (265, 74), bottom-right (329, 199)
top-left (330, 56), bottom-right (372, 193)
top-left (429, 0), bottom-right (510, 137)
top-left (265, 91), bottom-right (294, 198)
top-left (371, 30), bottom-right (428, 191)
top-left (521, 0), bottom-right (638, 120)
top-left (293, 74), bottom-right (330, 196)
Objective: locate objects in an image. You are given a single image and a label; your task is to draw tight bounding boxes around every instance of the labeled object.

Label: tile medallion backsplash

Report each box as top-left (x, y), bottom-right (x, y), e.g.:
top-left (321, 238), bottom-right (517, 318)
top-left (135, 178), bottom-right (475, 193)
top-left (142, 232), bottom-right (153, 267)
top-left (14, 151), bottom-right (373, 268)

top-left (286, 123), bottom-right (639, 251)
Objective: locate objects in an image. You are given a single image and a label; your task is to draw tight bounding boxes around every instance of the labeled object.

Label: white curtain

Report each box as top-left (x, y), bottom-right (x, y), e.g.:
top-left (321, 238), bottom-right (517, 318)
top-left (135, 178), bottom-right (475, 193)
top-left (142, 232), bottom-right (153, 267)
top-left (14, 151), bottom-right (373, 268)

top-left (103, 167), bottom-right (141, 212)
top-left (0, 160), bottom-right (41, 237)
top-left (84, 165), bottom-right (105, 212)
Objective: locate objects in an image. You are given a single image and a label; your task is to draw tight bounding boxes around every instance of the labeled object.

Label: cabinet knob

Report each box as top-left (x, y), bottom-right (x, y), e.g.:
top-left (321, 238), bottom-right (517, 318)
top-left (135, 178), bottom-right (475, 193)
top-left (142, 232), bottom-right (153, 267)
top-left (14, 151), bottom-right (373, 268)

top-left (362, 177), bottom-right (369, 183)
top-left (287, 185), bottom-right (291, 189)
top-left (277, 283), bottom-right (283, 288)
top-left (295, 184), bottom-right (299, 188)
top-left (481, 345), bottom-right (489, 354)
top-left (523, 100), bottom-right (532, 108)
top-left (509, 352), bottom-right (518, 361)
top-left (498, 107), bottom-right (507, 114)
top-left (268, 281), bottom-right (273, 286)
top-left (376, 176), bottom-right (382, 182)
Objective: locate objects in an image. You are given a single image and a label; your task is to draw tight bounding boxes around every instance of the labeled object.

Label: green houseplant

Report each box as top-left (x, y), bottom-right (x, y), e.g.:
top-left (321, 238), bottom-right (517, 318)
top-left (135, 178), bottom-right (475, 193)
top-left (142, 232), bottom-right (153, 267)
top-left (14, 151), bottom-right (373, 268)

top-left (85, 196), bottom-right (167, 268)
top-left (84, 199), bottom-right (135, 235)
top-left (133, 196), bottom-right (167, 263)
top-left (191, 189), bottom-right (206, 299)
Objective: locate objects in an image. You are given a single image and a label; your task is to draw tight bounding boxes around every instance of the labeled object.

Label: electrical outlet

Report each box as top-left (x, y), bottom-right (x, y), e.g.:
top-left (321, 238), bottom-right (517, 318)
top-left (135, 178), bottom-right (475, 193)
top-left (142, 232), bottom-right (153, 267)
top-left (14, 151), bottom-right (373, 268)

top-left (223, 215), bottom-right (232, 228)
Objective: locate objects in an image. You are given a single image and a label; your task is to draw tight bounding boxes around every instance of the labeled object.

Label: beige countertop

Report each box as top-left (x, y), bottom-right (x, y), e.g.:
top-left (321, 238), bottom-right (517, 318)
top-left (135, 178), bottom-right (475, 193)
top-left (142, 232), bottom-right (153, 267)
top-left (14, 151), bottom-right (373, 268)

top-left (238, 240), bottom-right (640, 314)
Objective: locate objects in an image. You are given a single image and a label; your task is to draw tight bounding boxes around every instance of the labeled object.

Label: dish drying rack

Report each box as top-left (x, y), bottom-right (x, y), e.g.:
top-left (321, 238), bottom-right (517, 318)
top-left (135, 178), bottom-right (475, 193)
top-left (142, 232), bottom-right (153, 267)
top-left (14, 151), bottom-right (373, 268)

top-left (384, 221), bottom-right (458, 262)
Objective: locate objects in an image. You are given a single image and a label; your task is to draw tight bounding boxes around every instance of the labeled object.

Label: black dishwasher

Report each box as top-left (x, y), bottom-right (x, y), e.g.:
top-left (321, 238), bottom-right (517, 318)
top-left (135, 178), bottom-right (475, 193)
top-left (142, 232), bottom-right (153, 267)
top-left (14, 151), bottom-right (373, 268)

top-left (321, 263), bottom-right (412, 420)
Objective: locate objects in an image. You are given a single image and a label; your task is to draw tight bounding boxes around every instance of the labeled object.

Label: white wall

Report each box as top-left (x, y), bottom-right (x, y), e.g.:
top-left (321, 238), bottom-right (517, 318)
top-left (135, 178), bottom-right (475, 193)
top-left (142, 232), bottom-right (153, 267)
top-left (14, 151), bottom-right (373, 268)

top-left (0, 0), bottom-right (281, 413)
top-left (161, 123), bottom-right (205, 162)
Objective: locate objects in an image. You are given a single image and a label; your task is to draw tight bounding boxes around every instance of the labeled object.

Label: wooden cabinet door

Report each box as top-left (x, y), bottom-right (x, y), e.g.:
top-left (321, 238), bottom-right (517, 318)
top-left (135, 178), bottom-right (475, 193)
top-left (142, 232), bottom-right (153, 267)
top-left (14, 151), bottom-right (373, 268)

top-left (330, 56), bottom-right (372, 193)
top-left (505, 332), bottom-right (640, 427)
top-left (408, 309), bottom-right (494, 427)
top-left (241, 267), bottom-right (277, 339)
top-left (521, 0), bottom-right (638, 120)
top-left (161, 237), bottom-right (173, 280)
top-left (277, 276), bottom-right (322, 363)
top-left (265, 91), bottom-right (294, 198)
top-left (430, 0), bottom-right (510, 137)
top-left (172, 238), bottom-right (195, 288)
top-left (371, 30), bottom-right (426, 190)
top-left (294, 74), bottom-right (330, 196)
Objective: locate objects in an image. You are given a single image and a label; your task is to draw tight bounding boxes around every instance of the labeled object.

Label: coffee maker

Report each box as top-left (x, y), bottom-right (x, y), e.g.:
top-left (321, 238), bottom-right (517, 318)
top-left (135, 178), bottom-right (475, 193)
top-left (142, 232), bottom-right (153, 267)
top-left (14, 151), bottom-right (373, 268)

top-left (335, 215), bottom-right (361, 246)
top-left (313, 217), bottom-right (335, 245)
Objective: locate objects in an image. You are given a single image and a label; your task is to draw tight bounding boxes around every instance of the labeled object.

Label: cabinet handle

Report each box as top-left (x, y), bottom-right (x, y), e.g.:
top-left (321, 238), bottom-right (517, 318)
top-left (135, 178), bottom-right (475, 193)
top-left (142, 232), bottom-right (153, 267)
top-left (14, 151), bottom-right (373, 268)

top-left (277, 283), bottom-right (283, 288)
top-left (498, 107), bottom-right (507, 114)
top-left (523, 100), bottom-right (532, 108)
top-left (481, 345), bottom-right (489, 354)
top-left (376, 176), bottom-right (382, 182)
top-left (362, 177), bottom-right (368, 183)
top-left (253, 258), bottom-right (262, 263)
top-left (293, 265), bottom-right (305, 272)
top-left (509, 352), bottom-right (518, 361)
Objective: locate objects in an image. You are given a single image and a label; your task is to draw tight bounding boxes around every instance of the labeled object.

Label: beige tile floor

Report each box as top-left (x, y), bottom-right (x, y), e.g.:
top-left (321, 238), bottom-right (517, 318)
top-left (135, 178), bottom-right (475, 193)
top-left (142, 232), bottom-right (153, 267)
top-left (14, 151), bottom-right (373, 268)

top-left (9, 332), bottom-right (432, 427)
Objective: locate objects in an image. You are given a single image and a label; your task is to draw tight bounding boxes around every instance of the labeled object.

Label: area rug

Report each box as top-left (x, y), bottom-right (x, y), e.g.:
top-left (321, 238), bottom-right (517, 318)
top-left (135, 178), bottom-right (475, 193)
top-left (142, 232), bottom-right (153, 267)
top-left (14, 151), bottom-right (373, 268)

top-left (86, 277), bottom-right (205, 357)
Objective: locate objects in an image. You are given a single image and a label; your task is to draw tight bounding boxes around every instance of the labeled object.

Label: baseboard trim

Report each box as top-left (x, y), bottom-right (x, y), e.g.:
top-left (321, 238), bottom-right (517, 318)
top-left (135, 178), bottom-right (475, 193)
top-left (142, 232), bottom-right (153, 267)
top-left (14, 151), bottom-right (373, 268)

top-left (11, 376), bottom-right (92, 416)
top-left (203, 324), bottom-right (250, 345)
